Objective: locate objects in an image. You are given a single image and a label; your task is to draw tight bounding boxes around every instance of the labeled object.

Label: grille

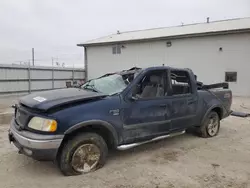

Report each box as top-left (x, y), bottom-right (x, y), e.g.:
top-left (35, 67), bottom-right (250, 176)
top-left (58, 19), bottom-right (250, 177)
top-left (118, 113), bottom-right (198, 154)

top-left (15, 108), bottom-right (30, 129)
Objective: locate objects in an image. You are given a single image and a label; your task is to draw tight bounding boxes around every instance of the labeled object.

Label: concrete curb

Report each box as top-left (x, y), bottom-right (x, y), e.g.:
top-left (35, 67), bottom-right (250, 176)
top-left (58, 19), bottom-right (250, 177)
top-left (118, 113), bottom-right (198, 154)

top-left (0, 112), bottom-right (13, 125)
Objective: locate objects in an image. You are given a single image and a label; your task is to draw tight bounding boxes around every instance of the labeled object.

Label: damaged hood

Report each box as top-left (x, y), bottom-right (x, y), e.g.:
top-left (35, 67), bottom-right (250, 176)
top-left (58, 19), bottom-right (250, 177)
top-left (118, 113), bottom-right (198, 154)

top-left (19, 88), bottom-right (107, 111)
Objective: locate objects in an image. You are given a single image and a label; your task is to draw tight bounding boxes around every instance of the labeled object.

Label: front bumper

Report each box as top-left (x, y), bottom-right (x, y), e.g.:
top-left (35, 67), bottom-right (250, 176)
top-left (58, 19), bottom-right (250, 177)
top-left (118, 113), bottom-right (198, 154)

top-left (8, 119), bottom-right (64, 161)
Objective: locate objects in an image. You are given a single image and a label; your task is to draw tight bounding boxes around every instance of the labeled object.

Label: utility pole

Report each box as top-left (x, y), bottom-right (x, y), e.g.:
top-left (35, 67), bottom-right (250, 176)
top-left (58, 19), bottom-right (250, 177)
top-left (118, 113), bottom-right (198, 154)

top-left (28, 60), bottom-right (31, 93)
top-left (52, 57), bottom-right (54, 67)
top-left (52, 57), bottom-right (54, 89)
top-left (32, 48), bottom-right (35, 66)
top-left (207, 17), bottom-right (210, 23)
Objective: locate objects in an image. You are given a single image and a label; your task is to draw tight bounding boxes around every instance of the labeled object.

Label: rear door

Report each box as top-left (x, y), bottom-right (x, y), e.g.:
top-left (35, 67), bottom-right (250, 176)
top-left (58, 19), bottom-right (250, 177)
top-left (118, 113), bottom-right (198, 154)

top-left (167, 69), bottom-right (198, 131)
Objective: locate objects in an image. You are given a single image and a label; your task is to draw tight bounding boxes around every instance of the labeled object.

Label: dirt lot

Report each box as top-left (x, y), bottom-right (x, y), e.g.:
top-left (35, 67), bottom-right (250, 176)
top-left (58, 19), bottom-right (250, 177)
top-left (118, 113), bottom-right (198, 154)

top-left (0, 97), bottom-right (250, 188)
top-left (0, 94), bottom-right (20, 113)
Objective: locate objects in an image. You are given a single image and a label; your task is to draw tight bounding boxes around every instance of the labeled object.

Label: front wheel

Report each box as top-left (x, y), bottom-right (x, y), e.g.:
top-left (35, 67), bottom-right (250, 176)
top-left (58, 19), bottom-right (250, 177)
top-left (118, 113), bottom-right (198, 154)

top-left (58, 132), bottom-right (108, 176)
top-left (199, 111), bottom-right (220, 138)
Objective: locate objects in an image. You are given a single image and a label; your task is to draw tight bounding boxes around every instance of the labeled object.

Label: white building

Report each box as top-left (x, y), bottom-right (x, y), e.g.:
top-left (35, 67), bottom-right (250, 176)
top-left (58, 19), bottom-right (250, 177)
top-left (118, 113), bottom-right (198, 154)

top-left (78, 17), bottom-right (250, 96)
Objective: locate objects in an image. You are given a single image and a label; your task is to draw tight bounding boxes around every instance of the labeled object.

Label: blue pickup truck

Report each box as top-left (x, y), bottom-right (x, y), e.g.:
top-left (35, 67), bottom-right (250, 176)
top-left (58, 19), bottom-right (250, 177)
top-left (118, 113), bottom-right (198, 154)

top-left (8, 66), bottom-right (232, 176)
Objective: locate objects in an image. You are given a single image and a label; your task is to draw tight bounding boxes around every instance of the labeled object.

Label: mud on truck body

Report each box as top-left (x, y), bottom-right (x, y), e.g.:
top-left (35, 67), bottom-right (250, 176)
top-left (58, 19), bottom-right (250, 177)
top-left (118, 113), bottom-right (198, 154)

top-left (8, 66), bottom-right (232, 176)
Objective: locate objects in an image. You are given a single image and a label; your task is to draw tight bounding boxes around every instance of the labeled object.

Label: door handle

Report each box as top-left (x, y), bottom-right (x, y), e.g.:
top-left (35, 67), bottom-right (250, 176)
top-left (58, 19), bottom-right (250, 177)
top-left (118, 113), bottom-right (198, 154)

top-left (159, 104), bottom-right (167, 107)
top-left (187, 99), bottom-right (196, 105)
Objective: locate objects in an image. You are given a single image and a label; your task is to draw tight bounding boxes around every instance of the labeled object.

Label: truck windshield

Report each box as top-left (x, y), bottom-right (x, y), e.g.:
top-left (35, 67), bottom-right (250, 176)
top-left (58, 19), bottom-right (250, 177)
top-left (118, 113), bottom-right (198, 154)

top-left (81, 74), bottom-right (128, 95)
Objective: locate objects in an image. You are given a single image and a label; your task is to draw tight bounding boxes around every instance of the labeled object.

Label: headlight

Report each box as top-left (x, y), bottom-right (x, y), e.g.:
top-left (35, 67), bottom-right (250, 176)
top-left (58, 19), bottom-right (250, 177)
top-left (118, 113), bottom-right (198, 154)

top-left (28, 117), bottom-right (57, 132)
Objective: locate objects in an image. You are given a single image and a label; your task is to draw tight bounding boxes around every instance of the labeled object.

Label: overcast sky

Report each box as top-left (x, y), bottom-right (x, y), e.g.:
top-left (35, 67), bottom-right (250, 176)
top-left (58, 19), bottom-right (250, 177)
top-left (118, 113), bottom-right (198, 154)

top-left (0, 0), bottom-right (249, 67)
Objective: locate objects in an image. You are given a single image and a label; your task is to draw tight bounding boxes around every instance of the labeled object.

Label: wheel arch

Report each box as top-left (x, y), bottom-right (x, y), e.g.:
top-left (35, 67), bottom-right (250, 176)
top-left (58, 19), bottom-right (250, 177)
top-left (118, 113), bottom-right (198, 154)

top-left (212, 107), bottom-right (223, 119)
top-left (65, 120), bottom-right (118, 148)
top-left (57, 120), bottom-right (119, 160)
top-left (201, 105), bottom-right (223, 125)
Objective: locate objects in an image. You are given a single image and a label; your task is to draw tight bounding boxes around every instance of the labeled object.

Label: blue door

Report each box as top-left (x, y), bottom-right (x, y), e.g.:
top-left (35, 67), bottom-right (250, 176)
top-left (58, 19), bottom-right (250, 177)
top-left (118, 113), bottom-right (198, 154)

top-left (169, 69), bottom-right (198, 131)
top-left (121, 69), bottom-right (171, 144)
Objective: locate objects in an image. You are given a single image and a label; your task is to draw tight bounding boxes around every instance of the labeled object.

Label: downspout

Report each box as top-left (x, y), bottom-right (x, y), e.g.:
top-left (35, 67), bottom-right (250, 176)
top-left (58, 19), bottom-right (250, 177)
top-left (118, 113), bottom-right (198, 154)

top-left (84, 46), bottom-right (88, 81)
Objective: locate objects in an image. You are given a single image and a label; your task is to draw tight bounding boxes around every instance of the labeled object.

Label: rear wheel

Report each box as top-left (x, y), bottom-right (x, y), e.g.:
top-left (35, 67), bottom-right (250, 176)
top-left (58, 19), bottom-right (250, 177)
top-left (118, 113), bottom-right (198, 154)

top-left (199, 111), bottom-right (220, 138)
top-left (58, 132), bottom-right (108, 176)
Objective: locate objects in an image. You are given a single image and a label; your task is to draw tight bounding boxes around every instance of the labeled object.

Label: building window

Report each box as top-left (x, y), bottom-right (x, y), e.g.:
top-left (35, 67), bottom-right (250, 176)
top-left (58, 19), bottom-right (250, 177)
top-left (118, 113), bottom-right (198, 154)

top-left (112, 45), bottom-right (121, 54)
top-left (116, 45), bottom-right (121, 54)
top-left (166, 41), bottom-right (172, 47)
top-left (112, 46), bottom-right (116, 54)
top-left (225, 72), bottom-right (237, 82)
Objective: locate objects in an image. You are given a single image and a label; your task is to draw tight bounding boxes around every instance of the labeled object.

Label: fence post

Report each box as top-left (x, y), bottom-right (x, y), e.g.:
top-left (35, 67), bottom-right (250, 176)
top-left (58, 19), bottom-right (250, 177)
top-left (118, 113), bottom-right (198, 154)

top-left (72, 68), bottom-right (75, 83)
top-left (28, 62), bottom-right (31, 93)
top-left (52, 58), bottom-right (54, 89)
top-left (52, 67), bottom-right (54, 89)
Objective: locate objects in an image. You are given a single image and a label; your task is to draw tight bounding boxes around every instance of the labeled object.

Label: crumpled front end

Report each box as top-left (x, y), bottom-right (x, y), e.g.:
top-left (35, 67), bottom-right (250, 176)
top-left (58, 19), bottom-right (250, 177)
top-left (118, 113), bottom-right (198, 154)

top-left (8, 118), bottom-right (64, 161)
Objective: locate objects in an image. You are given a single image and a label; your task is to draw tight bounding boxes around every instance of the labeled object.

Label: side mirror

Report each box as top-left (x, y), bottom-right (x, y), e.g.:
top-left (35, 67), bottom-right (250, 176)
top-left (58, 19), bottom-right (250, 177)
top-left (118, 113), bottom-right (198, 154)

top-left (130, 94), bottom-right (138, 101)
top-left (128, 84), bottom-right (140, 101)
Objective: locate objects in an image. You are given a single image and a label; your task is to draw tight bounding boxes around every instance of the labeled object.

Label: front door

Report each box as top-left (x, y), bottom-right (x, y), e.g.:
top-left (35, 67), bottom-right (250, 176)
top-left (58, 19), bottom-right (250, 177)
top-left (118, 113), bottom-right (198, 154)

top-left (122, 98), bottom-right (172, 143)
top-left (121, 69), bottom-right (171, 144)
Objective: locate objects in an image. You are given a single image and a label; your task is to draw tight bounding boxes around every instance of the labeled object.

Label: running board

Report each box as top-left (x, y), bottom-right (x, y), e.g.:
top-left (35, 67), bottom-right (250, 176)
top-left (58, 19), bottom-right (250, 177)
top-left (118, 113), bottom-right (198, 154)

top-left (117, 130), bottom-right (186, 151)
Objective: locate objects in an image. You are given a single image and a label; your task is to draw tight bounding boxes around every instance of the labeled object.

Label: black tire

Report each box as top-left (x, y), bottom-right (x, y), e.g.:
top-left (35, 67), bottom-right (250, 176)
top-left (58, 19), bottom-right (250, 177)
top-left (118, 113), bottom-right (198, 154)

top-left (199, 111), bottom-right (220, 138)
top-left (58, 132), bottom-right (108, 176)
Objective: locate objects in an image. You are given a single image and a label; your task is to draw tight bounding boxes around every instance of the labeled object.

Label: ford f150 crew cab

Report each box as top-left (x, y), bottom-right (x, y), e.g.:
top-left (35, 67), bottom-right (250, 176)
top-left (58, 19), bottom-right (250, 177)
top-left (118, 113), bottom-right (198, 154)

top-left (8, 66), bottom-right (232, 176)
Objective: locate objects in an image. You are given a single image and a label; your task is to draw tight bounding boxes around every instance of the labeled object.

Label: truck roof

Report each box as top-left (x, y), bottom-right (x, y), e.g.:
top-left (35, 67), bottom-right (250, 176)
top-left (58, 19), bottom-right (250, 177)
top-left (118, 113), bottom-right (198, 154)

top-left (98, 66), bottom-right (192, 79)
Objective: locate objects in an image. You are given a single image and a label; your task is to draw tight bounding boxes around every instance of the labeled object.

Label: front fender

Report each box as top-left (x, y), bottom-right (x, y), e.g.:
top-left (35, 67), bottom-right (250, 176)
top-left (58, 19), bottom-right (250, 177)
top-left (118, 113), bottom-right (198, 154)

top-left (64, 119), bottom-right (119, 146)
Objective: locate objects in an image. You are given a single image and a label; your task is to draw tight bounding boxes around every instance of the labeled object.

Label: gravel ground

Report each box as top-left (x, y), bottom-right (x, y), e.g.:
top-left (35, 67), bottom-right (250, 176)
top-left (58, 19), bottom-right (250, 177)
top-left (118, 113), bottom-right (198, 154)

top-left (0, 95), bottom-right (20, 113)
top-left (0, 97), bottom-right (250, 188)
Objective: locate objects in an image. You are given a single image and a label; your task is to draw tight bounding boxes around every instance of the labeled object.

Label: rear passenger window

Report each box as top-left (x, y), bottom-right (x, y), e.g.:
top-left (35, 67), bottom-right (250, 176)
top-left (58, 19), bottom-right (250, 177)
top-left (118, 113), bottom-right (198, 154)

top-left (170, 70), bottom-right (191, 95)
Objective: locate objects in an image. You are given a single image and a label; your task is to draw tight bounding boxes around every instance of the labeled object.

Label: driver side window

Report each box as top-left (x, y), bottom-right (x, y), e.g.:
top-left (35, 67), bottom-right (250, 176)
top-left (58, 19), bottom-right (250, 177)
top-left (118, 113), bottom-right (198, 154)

top-left (133, 70), bottom-right (166, 99)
